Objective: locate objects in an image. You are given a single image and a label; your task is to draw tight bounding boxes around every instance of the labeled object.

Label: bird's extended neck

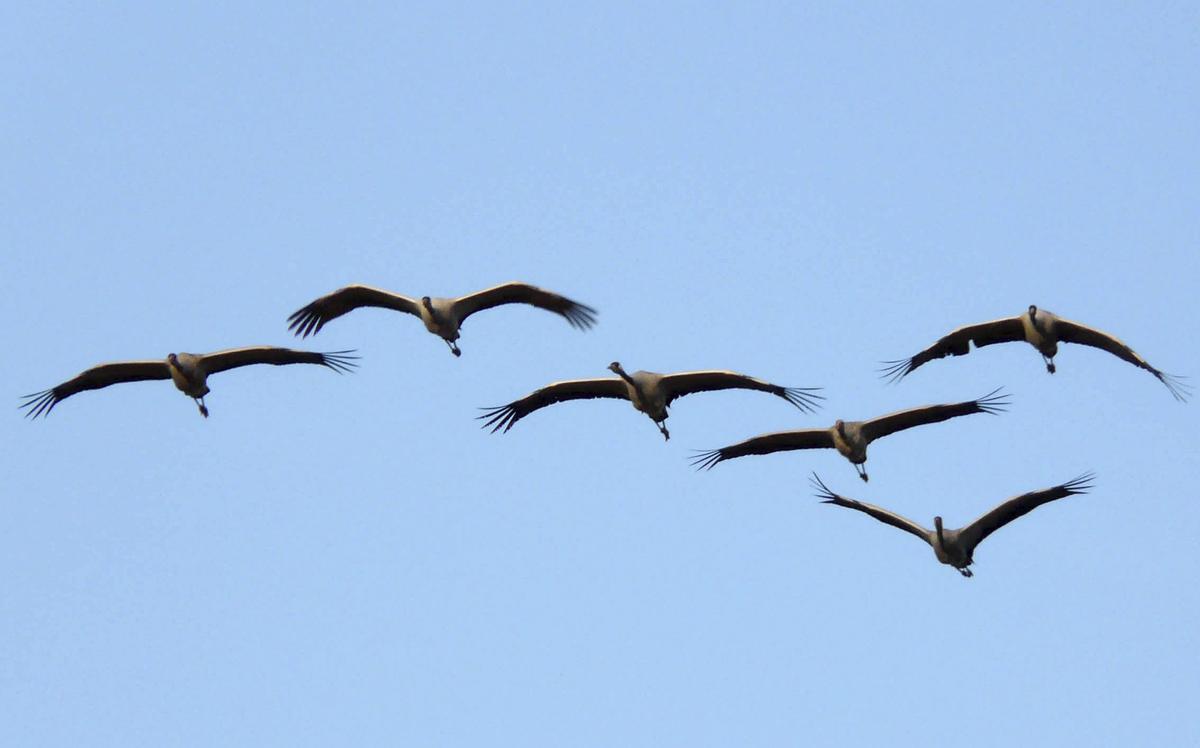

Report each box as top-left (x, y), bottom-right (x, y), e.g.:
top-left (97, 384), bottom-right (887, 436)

top-left (610, 363), bottom-right (635, 386)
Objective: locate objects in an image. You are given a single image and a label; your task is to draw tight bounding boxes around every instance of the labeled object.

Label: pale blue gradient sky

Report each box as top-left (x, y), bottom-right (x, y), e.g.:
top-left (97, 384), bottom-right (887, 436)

top-left (3, 3), bottom-right (1198, 745)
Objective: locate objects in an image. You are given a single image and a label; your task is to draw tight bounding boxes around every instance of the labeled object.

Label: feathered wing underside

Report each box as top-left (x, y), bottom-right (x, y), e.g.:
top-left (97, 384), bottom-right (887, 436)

top-left (811, 474), bottom-right (932, 545)
top-left (881, 316), bottom-right (1025, 382)
top-left (1054, 319), bottom-right (1190, 401)
top-left (478, 378), bottom-right (629, 433)
top-left (658, 370), bottom-right (824, 412)
top-left (287, 285), bottom-right (421, 338)
top-left (200, 347), bottom-right (359, 375)
top-left (20, 360), bottom-right (171, 418)
top-left (453, 282), bottom-right (598, 330)
top-left (958, 472), bottom-right (1094, 550)
top-left (859, 388), bottom-right (1009, 442)
top-left (691, 428), bottom-right (835, 470)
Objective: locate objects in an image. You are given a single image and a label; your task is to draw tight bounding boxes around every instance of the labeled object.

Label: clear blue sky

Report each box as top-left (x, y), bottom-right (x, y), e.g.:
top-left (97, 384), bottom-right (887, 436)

top-left (4, 3), bottom-right (1197, 745)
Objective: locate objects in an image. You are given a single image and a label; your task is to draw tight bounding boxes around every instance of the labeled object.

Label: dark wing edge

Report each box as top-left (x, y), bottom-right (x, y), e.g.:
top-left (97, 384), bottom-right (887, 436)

top-left (202, 347), bottom-right (359, 375)
top-left (286, 286), bottom-right (420, 338)
top-left (1055, 320), bottom-right (1191, 402)
top-left (961, 471), bottom-right (1095, 549)
top-left (660, 371), bottom-right (824, 413)
top-left (20, 361), bottom-right (171, 419)
top-left (477, 379), bottom-right (627, 434)
top-left (880, 317), bottom-right (1025, 384)
top-left (861, 387), bottom-right (1009, 441)
top-left (455, 283), bottom-right (598, 331)
top-left (690, 429), bottom-right (834, 471)
top-left (811, 473), bottom-right (931, 544)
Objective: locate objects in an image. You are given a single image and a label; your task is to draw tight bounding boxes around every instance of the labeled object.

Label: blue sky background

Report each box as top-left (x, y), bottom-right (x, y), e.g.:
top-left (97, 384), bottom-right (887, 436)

top-left (3, 3), bottom-right (1197, 745)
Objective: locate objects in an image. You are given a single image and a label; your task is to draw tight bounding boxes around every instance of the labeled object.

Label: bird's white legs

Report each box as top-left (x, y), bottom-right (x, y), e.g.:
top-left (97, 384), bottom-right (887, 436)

top-left (195, 397), bottom-right (209, 418)
top-left (656, 421), bottom-right (670, 441)
top-left (444, 339), bottom-right (462, 357)
top-left (958, 567), bottom-right (973, 578)
top-left (854, 463), bottom-right (869, 482)
top-left (1043, 355), bottom-right (1056, 373)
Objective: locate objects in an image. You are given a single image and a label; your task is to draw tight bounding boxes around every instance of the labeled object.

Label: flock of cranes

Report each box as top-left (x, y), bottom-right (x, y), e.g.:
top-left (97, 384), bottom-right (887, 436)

top-left (22, 281), bottom-right (1189, 578)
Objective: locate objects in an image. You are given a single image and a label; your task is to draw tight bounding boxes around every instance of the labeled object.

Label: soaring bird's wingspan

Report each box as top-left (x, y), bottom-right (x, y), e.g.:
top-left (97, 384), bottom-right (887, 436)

top-left (452, 282), bottom-right (598, 330)
top-left (20, 360), bottom-right (171, 419)
top-left (287, 285), bottom-right (421, 338)
top-left (1054, 319), bottom-right (1190, 401)
top-left (199, 347), bottom-right (358, 375)
top-left (691, 428), bottom-right (834, 470)
top-left (656, 370), bottom-right (823, 412)
top-left (811, 473), bottom-right (932, 545)
top-left (478, 377), bottom-right (628, 433)
top-left (880, 316), bottom-right (1025, 383)
top-left (958, 472), bottom-right (1094, 551)
top-left (859, 388), bottom-right (1009, 443)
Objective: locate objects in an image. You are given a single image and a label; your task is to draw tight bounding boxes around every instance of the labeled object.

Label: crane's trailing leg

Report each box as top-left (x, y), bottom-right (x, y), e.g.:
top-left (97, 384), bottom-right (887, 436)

top-left (855, 464), bottom-right (869, 482)
top-left (194, 397), bottom-right (209, 418)
top-left (958, 567), bottom-right (973, 578)
top-left (444, 339), bottom-right (462, 357)
top-left (656, 421), bottom-right (670, 441)
top-left (1043, 355), bottom-right (1056, 374)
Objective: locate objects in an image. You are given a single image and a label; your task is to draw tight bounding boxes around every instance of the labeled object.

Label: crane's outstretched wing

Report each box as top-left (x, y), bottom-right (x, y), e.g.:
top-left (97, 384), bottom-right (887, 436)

top-left (287, 285), bottom-right (421, 337)
top-left (21, 360), bottom-right (171, 419)
top-left (860, 388), bottom-right (1008, 443)
top-left (691, 428), bottom-right (834, 470)
top-left (1054, 319), bottom-right (1189, 401)
top-left (958, 473), bottom-right (1094, 551)
top-left (881, 317), bottom-right (1025, 383)
top-left (200, 347), bottom-right (358, 375)
top-left (453, 282), bottom-right (598, 330)
top-left (657, 370), bottom-right (823, 413)
top-left (811, 473), bottom-right (931, 545)
top-left (479, 378), bottom-right (628, 433)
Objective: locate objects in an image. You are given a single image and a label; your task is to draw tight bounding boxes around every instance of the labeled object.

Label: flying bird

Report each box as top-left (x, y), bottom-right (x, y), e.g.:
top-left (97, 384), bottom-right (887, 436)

top-left (811, 471), bottom-right (1094, 577)
top-left (480, 362), bottom-right (822, 440)
top-left (692, 389), bottom-right (1008, 481)
top-left (21, 347), bottom-right (357, 419)
top-left (287, 281), bottom-right (597, 356)
top-left (881, 305), bottom-right (1189, 401)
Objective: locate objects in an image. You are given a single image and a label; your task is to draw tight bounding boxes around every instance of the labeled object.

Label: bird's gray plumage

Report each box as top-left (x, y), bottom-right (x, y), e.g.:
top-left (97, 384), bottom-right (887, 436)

top-left (692, 389), bottom-right (1007, 481)
top-left (882, 305), bottom-right (1189, 401)
top-left (481, 362), bottom-right (822, 440)
top-left (288, 281), bottom-right (597, 356)
top-left (812, 472), bottom-right (1094, 577)
top-left (21, 347), bottom-right (357, 418)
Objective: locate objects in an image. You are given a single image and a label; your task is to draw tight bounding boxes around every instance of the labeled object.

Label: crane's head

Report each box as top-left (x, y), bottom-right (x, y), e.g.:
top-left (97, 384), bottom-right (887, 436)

top-left (933, 516), bottom-right (945, 540)
top-left (421, 296), bottom-right (434, 310)
top-left (607, 361), bottom-right (623, 374)
top-left (1028, 304), bottom-right (1038, 319)
top-left (167, 353), bottom-right (179, 366)
top-left (833, 419), bottom-right (845, 434)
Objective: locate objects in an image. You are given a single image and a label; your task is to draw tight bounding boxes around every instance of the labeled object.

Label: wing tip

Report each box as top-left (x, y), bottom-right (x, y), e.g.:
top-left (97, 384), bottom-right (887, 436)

top-left (782, 386), bottom-right (825, 413)
top-left (877, 358), bottom-right (915, 384)
top-left (689, 449), bottom-right (724, 471)
top-left (975, 386), bottom-right (1011, 414)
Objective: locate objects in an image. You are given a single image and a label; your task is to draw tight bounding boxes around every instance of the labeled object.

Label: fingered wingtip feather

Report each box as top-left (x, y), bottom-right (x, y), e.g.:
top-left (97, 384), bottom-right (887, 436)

top-left (19, 390), bottom-right (57, 419)
top-left (974, 387), bottom-right (1011, 413)
top-left (688, 449), bottom-right (724, 471)
top-left (782, 386), bottom-right (824, 413)
top-left (477, 406), bottom-right (517, 433)
top-left (878, 359), bottom-right (914, 384)
top-left (1063, 471), bottom-right (1096, 494)
top-left (1158, 371), bottom-right (1191, 402)
top-left (808, 472), bottom-right (835, 497)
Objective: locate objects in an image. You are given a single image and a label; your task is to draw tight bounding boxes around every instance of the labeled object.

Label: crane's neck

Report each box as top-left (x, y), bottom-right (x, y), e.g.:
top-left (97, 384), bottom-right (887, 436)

top-left (934, 516), bottom-right (945, 546)
top-left (613, 367), bottom-right (635, 386)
